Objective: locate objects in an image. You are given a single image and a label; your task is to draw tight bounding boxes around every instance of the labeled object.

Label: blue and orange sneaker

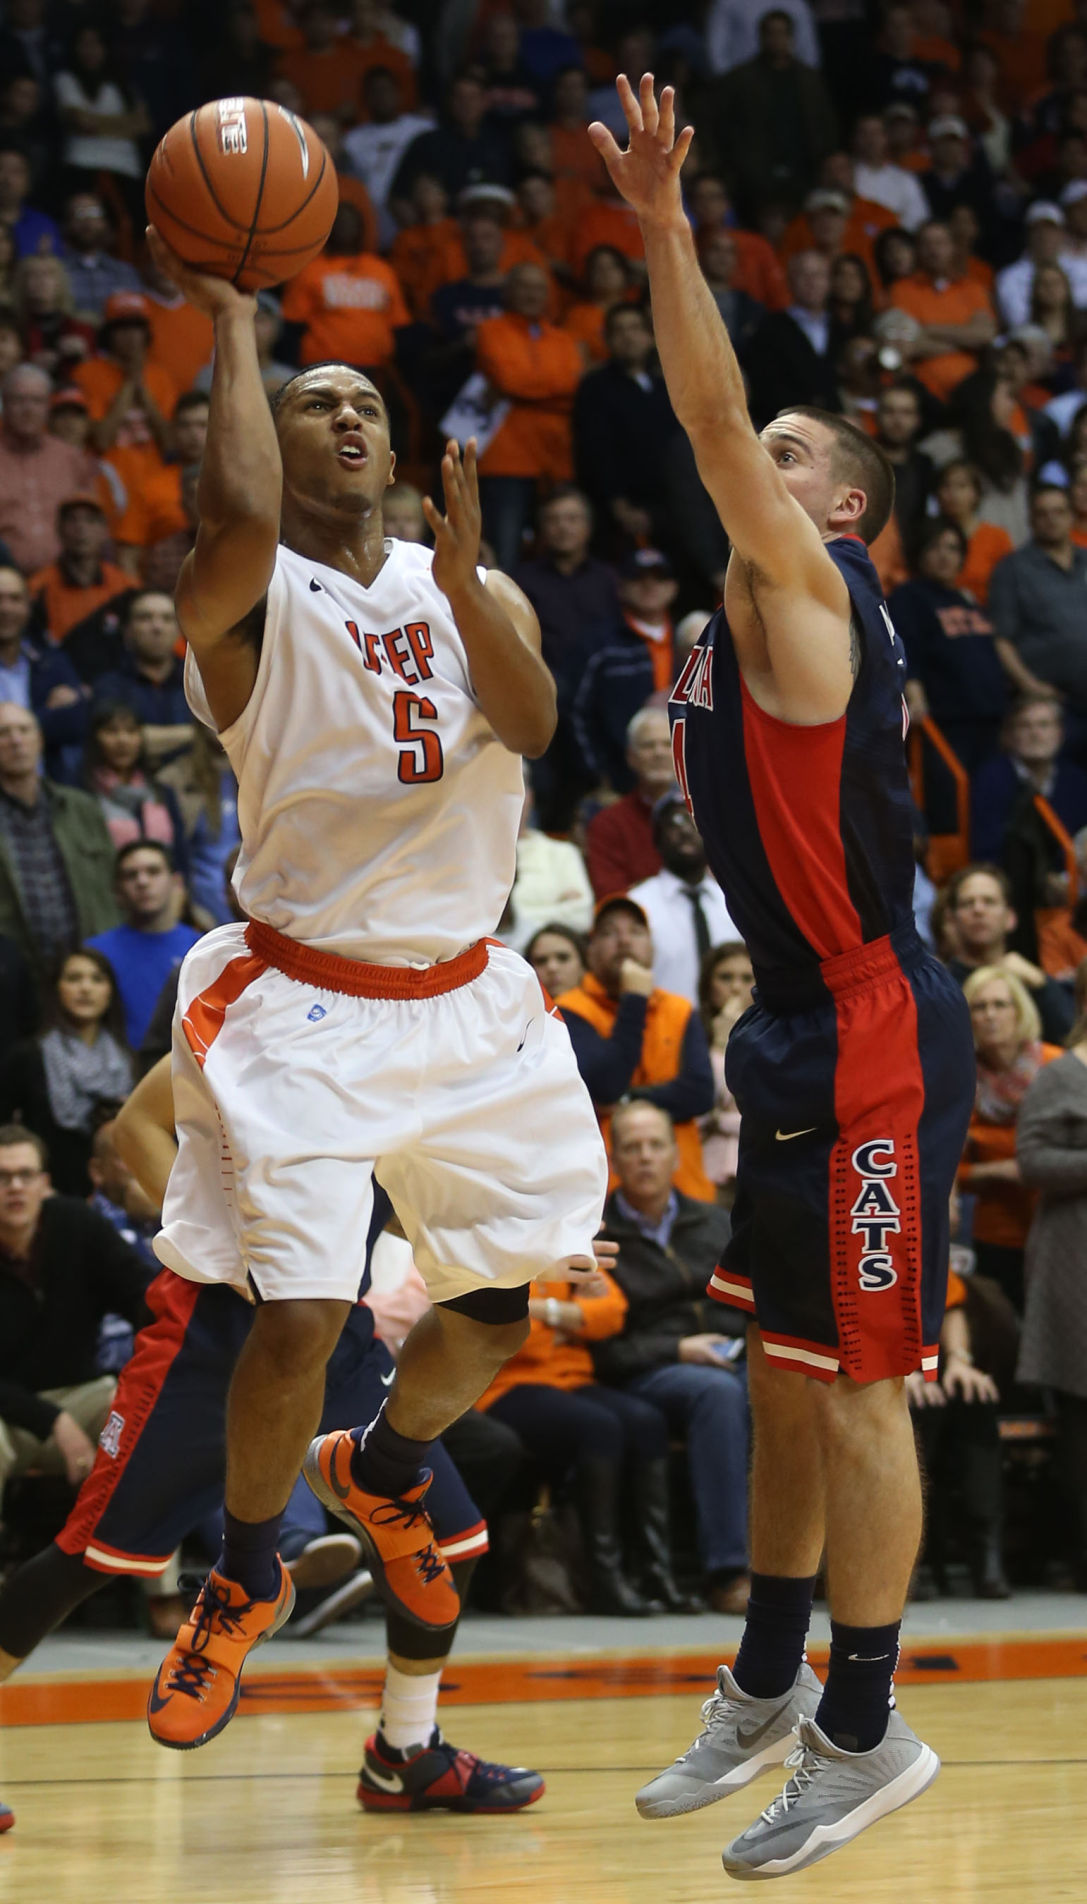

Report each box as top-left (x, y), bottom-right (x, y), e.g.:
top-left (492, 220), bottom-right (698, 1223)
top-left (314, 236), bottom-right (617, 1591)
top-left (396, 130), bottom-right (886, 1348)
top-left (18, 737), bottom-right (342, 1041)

top-left (303, 1431), bottom-right (459, 1633)
top-left (0, 1798), bottom-right (13, 1833)
top-left (147, 1560), bottom-right (295, 1750)
top-left (357, 1729), bottom-right (545, 1814)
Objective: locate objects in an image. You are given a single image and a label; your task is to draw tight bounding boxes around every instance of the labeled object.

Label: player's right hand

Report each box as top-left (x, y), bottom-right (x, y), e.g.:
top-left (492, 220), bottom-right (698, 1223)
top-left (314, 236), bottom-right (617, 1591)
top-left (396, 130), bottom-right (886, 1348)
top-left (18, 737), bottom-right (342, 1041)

top-left (587, 75), bottom-right (693, 227)
top-left (145, 225), bottom-right (258, 320)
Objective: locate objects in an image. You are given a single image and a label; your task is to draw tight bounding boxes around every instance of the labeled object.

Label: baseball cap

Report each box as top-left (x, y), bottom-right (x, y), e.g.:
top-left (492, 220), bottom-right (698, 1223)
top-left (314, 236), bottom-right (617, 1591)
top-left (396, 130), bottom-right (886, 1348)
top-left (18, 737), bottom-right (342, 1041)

top-left (928, 114), bottom-right (969, 140)
top-left (884, 102), bottom-right (918, 122)
top-left (652, 788), bottom-right (688, 823)
top-left (102, 291), bottom-right (151, 326)
top-left (1061, 180), bottom-right (1087, 207)
top-left (618, 547), bottom-right (675, 581)
top-left (50, 385), bottom-right (88, 413)
top-left (1025, 199), bottom-right (1065, 226)
top-left (457, 183), bottom-right (516, 215)
top-left (805, 188), bottom-right (849, 215)
top-left (57, 491), bottom-right (105, 519)
top-left (592, 894), bottom-right (649, 930)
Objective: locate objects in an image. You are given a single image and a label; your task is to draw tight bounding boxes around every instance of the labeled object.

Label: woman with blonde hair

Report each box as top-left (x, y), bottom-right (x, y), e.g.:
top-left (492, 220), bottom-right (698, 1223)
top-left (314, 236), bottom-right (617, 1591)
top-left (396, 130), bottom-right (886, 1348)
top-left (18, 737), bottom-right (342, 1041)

top-left (11, 252), bottom-right (94, 378)
top-left (959, 964), bottom-right (1063, 1310)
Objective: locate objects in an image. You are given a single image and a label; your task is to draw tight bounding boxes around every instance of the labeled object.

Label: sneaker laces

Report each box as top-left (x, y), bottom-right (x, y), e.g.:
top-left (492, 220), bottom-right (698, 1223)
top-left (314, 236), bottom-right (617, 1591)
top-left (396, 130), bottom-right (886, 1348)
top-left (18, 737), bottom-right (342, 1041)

top-left (694, 1668), bottom-right (739, 1742)
top-left (759, 1736), bottom-right (832, 1824)
top-left (162, 1573), bottom-right (259, 1702)
top-left (367, 1494), bottom-right (447, 1587)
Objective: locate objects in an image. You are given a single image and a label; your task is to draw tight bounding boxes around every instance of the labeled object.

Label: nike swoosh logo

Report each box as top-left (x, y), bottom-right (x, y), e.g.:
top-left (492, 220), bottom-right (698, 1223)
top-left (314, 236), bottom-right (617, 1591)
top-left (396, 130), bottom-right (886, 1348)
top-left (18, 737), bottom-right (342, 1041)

top-left (379, 1369), bottom-right (395, 1388)
top-left (148, 1679), bottom-right (173, 1714)
top-left (735, 1704), bottom-right (792, 1750)
top-left (328, 1438), bottom-right (354, 1502)
top-left (516, 1017), bottom-right (535, 1053)
top-left (364, 1765), bottom-right (404, 1793)
top-left (848, 1652), bottom-right (892, 1662)
top-left (775, 1127), bottom-right (818, 1142)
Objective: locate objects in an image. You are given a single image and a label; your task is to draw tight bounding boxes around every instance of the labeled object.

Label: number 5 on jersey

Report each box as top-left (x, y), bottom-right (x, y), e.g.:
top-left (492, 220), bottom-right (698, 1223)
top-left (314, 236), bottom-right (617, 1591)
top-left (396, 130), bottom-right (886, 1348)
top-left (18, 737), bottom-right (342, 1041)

top-left (393, 691), bottom-right (444, 784)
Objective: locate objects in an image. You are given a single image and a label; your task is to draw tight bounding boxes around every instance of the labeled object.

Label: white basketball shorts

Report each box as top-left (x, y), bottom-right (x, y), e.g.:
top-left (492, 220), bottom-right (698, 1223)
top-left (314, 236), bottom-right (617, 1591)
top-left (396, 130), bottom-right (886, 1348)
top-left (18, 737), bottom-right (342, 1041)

top-left (154, 921), bottom-right (609, 1305)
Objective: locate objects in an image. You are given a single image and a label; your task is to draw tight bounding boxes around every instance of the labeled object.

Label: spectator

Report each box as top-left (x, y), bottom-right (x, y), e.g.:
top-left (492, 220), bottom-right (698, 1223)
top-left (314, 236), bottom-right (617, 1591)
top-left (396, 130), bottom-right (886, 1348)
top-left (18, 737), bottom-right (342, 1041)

top-left (114, 390), bottom-right (208, 568)
top-left (0, 142), bottom-right (59, 258)
top-left (572, 303), bottom-right (678, 553)
top-left (947, 201), bottom-right (995, 297)
top-left (997, 202), bottom-right (1071, 330)
top-left (970, 693), bottom-right (1087, 867)
top-left (11, 252), bottom-right (95, 382)
top-left (875, 380), bottom-right (934, 546)
top-left (381, 480), bottom-right (427, 543)
top-left (0, 702), bottom-right (118, 971)
top-left (890, 517), bottom-right (1008, 771)
top-left (988, 485), bottom-right (1087, 725)
top-left (945, 864), bottom-right (1074, 1044)
top-left (304, 111), bottom-right (380, 257)
top-left (54, 24), bottom-right (149, 231)
top-left (594, 1100), bottom-right (750, 1616)
top-left (0, 364), bottom-right (99, 573)
top-left (391, 70), bottom-right (512, 208)
top-left (556, 895), bottom-right (716, 1202)
top-left (30, 496), bottom-right (130, 645)
top-left (1058, 178), bottom-right (1087, 301)
top-left (476, 10), bottom-right (542, 125)
top-left (0, 564), bottom-right (88, 781)
top-left (524, 921), bottom-right (586, 1001)
top-left (562, 244), bottom-right (632, 367)
top-left (274, 0), bottom-right (366, 121)
top-left (573, 549), bottom-right (678, 796)
top-left (827, 251), bottom-right (875, 342)
top-left (90, 588), bottom-right (192, 767)
top-left (933, 459), bottom-right (1013, 608)
top-left (476, 1263), bottom-right (670, 1616)
top-left (889, 218), bottom-right (997, 404)
top-left (629, 792), bottom-right (739, 1007)
top-left (155, 723), bottom-right (238, 927)
top-left (583, 705), bottom-right (674, 899)
top-left (548, 66), bottom-right (609, 210)
top-left (0, 947), bottom-right (131, 1196)
top-left (959, 964), bottom-right (1062, 1310)
top-left (696, 941), bottom-right (753, 1203)
top-left (420, 207), bottom-right (510, 416)
top-left (949, 368), bottom-right (1032, 548)
top-left (872, 222), bottom-right (918, 297)
top-left (71, 292), bottom-right (176, 502)
top-left (139, 244), bottom-right (215, 396)
top-left (501, 782), bottom-right (593, 954)
top-left (699, 230), bottom-right (766, 354)
top-left (344, 65), bottom-right (436, 250)
top-left (516, 168), bottom-right (577, 286)
top-left (850, 110), bottom-right (929, 229)
top-left (920, 114), bottom-right (997, 234)
top-left (82, 699), bottom-right (184, 864)
top-left (475, 262), bottom-right (582, 571)
top-left (86, 839), bottom-right (200, 1051)
top-left (279, 202), bottom-right (410, 375)
top-left (742, 250), bottom-right (843, 425)
top-left (0, 1123), bottom-right (147, 1505)
top-left (1016, 969), bottom-right (1087, 1588)
top-left (685, 172), bottom-right (788, 312)
top-left (711, 10), bottom-right (838, 217)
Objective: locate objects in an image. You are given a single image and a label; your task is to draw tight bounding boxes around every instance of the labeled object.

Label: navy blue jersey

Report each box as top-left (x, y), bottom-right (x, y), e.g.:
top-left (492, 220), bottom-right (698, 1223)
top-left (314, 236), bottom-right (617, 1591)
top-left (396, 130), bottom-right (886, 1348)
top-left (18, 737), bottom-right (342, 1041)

top-left (670, 535), bottom-right (917, 989)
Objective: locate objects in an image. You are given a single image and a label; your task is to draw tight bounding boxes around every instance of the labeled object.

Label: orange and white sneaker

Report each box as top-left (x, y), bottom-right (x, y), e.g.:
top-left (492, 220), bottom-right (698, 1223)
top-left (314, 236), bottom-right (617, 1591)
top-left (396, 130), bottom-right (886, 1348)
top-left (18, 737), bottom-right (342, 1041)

top-left (147, 1560), bottom-right (295, 1750)
top-left (303, 1431), bottom-right (460, 1633)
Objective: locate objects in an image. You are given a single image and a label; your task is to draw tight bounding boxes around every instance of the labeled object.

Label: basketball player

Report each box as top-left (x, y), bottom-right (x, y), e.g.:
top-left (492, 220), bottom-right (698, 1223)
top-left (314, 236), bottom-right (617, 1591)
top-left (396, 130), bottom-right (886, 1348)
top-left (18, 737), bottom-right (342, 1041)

top-left (589, 80), bottom-right (975, 1880)
top-left (0, 1057), bottom-right (549, 1822)
top-left (136, 226), bottom-right (608, 1751)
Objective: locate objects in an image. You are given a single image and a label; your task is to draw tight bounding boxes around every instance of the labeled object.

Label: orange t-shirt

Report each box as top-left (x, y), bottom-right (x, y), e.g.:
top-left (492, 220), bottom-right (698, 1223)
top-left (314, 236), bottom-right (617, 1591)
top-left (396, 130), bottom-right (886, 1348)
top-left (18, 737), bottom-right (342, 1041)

top-left (116, 464), bottom-right (186, 550)
top-left (728, 229), bottom-right (789, 311)
top-left (145, 297), bottom-right (214, 396)
top-left (388, 217), bottom-right (461, 319)
top-left (29, 557), bottom-right (131, 643)
top-left (252, 0), bottom-right (302, 51)
top-left (477, 1272), bottom-right (627, 1409)
top-left (780, 197), bottom-right (895, 278)
top-left (348, 38), bottom-right (417, 117)
top-left (1037, 907), bottom-right (1087, 981)
top-left (280, 253), bottom-right (410, 367)
top-left (336, 174), bottom-right (379, 256)
top-left (474, 312), bottom-right (583, 481)
top-left (889, 272), bottom-right (994, 402)
top-left (958, 1044), bottom-right (1063, 1248)
top-left (869, 512), bottom-right (909, 593)
top-left (568, 201), bottom-right (645, 281)
top-left (562, 298), bottom-right (610, 364)
top-left (70, 356), bottom-right (178, 496)
top-left (276, 40), bottom-right (368, 117)
top-left (550, 122), bottom-right (610, 202)
top-left (416, 229), bottom-right (551, 318)
top-left (958, 521), bottom-right (1014, 606)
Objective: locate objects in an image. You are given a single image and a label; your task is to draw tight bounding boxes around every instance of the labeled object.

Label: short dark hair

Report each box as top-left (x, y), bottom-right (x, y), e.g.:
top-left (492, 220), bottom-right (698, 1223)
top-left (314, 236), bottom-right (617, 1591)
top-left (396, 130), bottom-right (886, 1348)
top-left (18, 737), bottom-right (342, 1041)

top-left (1031, 481), bottom-right (1073, 509)
top-left (173, 389), bottom-right (209, 418)
top-left (121, 586), bottom-right (174, 627)
top-left (0, 1122), bottom-right (48, 1168)
top-left (268, 362), bottom-right (384, 418)
top-left (946, 862), bottom-right (1013, 910)
top-left (114, 837), bottom-right (174, 877)
top-left (916, 514), bottom-right (967, 562)
top-left (774, 406), bottom-right (896, 542)
top-left (604, 299), bottom-right (650, 340)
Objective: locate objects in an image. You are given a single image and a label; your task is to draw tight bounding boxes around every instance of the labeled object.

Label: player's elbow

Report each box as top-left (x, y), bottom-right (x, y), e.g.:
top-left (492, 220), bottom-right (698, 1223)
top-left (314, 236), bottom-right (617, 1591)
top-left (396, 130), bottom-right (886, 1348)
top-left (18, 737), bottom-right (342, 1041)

top-left (499, 683), bottom-right (557, 758)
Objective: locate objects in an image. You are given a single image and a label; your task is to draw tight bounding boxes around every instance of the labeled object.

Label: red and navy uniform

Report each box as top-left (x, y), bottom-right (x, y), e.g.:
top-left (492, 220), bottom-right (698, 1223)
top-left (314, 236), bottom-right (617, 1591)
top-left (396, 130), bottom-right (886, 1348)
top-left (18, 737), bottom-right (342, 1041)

top-left (670, 535), bottom-right (974, 1384)
top-left (56, 1192), bottom-right (486, 1576)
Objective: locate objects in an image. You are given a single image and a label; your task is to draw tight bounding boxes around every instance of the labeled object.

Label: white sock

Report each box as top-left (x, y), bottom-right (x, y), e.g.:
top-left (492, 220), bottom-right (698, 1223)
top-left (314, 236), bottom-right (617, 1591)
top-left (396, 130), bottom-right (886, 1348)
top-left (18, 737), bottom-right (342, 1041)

top-left (379, 1664), bottom-right (443, 1752)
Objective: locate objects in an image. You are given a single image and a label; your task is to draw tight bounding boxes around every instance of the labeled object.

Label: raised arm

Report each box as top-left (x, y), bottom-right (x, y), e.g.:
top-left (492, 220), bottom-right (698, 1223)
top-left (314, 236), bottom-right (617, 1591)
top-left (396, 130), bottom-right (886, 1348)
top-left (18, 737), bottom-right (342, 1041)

top-left (145, 228), bottom-right (282, 731)
top-left (589, 77), bottom-right (853, 721)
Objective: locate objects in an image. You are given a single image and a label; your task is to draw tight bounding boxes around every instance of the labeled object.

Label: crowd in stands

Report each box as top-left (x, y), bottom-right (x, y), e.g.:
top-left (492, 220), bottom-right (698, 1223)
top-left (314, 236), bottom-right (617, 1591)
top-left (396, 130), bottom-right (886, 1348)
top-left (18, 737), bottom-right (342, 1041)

top-left (2, 0), bottom-right (1087, 1625)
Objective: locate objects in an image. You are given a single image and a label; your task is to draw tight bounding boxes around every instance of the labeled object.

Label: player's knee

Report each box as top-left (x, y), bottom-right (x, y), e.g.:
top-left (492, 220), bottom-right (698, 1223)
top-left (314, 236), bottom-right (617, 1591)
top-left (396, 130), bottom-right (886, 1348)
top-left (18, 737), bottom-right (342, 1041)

top-left (817, 1370), bottom-right (907, 1445)
top-left (437, 1284), bottom-right (531, 1364)
top-left (249, 1297), bottom-right (351, 1377)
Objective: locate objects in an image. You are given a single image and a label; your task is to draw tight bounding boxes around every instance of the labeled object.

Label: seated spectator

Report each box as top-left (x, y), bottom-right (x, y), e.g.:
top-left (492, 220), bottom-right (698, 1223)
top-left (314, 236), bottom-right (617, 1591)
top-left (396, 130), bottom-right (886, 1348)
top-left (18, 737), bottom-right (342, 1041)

top-left (0, 142), bottom-right (59, 259)
top-left (629, 791), bottom-right (738, 1007)
top-left (279, 202), bottom-right (410, 376)
top-left (386, 172), bottom-right (458, 319)
top-left (524, 921), bottom-right (586, 1000)
top-left (945, 863), bottom-right (1074, 1044)
top-left (71, 294), bottom-right (176, 504)
top-left (851, 111), bottom-right (930, 229)
top-left (557, 895), bottom-right (715, 1202)
top-left (684, 171), bottom-right (788, 312)
top-left (594, 1100), bottom-right (750, 1616)
top-left (1016, 967), bottom-right (1087, 1588)
top-left (567, 167), bottom-right (646, 291)
top-left (0, 1123), bottom-right (148, 1510)
top-left (305, 112), bottom-right (379, 257)
top-left (500, 782), bottom-right (593, 955)
top-left (970, 693), bottom-right (1087, 865)
top-left (697, 941), bottom-right (753, 1206)
top-left (827, 251), bottom-right (875, 343)
top-left (919, 114), bottom-right (998, 235)
top-left (53, 24), bottom-right (149, 232)
top-left (563, 244), bottom-right (633, 366)
top-left (476, 1263), bottom-right (677, 1615)
top-left (780, 179), bottom-right (893, 281)
top-left (114, 390), bottom-right (208, 570)
top-left (988, 486), bottom-right (1087, 734)
top-left (0, 564), bottom-right (88, 782)
top-left (390, 70), bottom-right (512, 209)
top-left (417, 181), bottom-right (550, 317)
top-left (933, 460), bottom-right (1013, 607)
top-left (382, 481), bottom-right (428, 543)
top-left (82, 699), bottom-right (184, 865)
top-left (959, 964), bottom-right (1062, 1311)
top-left (0, 702), bottom-right (118, 974)
top-left (90, 588), bottom-right (192, 768)
top-left (0, 947), bottom-right (131, 1196)
top-left (475, 263), bottom-right (582, 571)
top-left (132, 466), bottom-right (198, 594)
top-left (139, 245), bottom-right (214, 397)
top-left (86, 840), bottom-right (200, 1051)
top-left (699, 230), bottom-right (765, 355)
top-left (996, 202), bottom-right (1070, 331)
top-left (573, 550), bottom-right (678, 796)
top-left (0, 364), bottom-right (100, 574)
top-left (155, 724), bottom-right (239, 929)
top-left (889, 219), bottom-right (997, 405)
top-left (274, 0), bottom-right (368, 120)
top-left (572, 303), bottom-right (678, 555)
top-left (742, 251), bottom-right (844, 427)
top-left (583, 705), bottom-right (674, 899)
top-left (516, 168), bottom-right (576, 285)
top-left (1029, 262), bottom-right (1081, 376)
top-left (891, 517), bottom-right (1008, 772)
top-left (30, 496), bottom-right (129, 645)
top-left (548, 65), bottom-right (610, 209)
top-left (874, 381), bottom-right (934, 548)
top-left (418, 206), bottom-right (510, 417)
top-left (11, 252), bottom-right (95, 383)
top-left (872, 222), bottom-right (918, 296)
top-left (947, 202), bottom-right (995, 297)
top-left (346, 67), bottom-right (437, 253)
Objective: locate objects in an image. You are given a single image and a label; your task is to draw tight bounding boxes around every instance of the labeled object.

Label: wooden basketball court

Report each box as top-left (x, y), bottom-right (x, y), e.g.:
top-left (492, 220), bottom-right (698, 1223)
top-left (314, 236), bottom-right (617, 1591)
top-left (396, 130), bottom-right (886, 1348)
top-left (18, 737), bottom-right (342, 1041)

top-left (2, 1633), bottom-right (1086, 1901)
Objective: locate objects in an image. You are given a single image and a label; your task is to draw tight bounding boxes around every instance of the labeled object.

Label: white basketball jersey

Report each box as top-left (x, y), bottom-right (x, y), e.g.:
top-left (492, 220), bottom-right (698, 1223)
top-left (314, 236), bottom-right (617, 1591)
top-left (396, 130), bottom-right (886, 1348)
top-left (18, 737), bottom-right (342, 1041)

top-left (185, 539), bottom-right (525, 964)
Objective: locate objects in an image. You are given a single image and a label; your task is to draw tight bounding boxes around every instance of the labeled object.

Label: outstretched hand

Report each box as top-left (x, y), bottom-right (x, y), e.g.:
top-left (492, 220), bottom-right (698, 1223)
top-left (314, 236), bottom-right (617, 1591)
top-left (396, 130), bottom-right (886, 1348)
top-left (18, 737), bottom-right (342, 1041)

top-left (587, 73), bottom-right (694, 225)
top-left (424, 438), bottom-right (482, 602)
top-left (145, 225), bottom-right (257, 320)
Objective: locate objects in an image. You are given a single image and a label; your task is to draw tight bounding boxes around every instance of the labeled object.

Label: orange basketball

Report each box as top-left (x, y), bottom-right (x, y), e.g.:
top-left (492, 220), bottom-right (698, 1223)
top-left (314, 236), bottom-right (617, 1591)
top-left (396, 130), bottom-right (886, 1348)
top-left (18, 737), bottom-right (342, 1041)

top-left (145, 97), bottom-right (338, 292)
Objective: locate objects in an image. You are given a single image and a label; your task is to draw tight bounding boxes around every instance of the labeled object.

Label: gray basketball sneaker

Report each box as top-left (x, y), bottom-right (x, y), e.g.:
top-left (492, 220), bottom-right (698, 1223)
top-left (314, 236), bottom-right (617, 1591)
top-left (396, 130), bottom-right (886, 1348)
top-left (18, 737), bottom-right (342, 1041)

top-left (635, 1661), bottom-right (823, 1819)
top-left (721, 1708), bottom-right (940, 1881)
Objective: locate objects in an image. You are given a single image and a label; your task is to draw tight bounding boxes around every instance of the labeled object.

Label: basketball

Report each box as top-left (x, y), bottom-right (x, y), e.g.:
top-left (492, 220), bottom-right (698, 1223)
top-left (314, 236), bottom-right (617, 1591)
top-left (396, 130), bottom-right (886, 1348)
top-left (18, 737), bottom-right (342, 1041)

top-left (145, 97), bottom-right (338, 292)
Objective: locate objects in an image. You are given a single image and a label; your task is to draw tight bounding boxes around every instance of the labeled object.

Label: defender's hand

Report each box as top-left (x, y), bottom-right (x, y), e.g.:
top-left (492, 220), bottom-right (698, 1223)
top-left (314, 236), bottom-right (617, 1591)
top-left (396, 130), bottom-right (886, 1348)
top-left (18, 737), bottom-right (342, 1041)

top-left (587, 75), bottom-right (693, 227)
top-left (146, 225), bottom-right (258, 320)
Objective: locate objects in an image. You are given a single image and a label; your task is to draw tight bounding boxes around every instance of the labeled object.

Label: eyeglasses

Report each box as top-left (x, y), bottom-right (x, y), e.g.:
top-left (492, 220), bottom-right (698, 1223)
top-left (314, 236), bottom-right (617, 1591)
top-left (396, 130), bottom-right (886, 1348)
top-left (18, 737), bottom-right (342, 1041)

top-left (0, 1168), bottom-right (42, 1187)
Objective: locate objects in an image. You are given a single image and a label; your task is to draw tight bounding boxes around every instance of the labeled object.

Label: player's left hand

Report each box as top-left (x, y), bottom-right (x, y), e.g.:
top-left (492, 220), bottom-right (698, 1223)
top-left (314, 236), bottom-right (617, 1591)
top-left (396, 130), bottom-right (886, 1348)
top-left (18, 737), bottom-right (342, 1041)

top-left (424, 438), bottom-right (482, 603)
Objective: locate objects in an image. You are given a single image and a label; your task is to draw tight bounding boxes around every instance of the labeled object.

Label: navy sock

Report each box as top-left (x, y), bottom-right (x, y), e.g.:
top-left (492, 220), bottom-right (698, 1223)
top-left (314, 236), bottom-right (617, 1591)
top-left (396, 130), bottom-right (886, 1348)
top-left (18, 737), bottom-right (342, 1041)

top-left (350, 1407), bottom-right (434, 1500)
top-left (732, 1572), bottom-right (817, 1699)
top-left (218, 1509), bottom-right (282, 1601)
top-left (815, 1619), bottom-right (900, 1753)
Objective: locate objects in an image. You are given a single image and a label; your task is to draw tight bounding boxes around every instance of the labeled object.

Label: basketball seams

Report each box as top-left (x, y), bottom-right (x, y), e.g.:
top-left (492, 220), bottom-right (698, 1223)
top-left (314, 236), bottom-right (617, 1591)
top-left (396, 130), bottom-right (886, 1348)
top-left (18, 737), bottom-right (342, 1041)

top-left (233, 99), bottom-right (271, 288)
top-left (253, 146), bottom-right (329, 235)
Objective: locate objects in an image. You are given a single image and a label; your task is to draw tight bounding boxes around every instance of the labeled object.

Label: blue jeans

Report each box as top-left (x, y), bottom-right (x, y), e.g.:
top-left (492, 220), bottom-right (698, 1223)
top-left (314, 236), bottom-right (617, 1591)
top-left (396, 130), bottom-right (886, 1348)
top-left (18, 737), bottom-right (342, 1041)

top-left (626, 1361), bottom-right (749, 1574)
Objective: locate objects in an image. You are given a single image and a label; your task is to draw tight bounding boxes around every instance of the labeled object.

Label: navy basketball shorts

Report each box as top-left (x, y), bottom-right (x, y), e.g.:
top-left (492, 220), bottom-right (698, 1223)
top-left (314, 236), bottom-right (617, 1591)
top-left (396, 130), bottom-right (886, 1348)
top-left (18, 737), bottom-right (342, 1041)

top-left (56, 1271), bottom-right (486, 1577)
top-left (708, 927), bottom-right (974, 1385)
